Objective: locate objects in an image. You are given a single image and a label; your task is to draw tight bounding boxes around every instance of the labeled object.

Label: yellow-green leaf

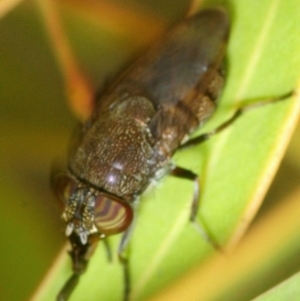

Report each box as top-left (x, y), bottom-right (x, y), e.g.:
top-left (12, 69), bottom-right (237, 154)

top-left (0, 1), bottom-right (299, 301)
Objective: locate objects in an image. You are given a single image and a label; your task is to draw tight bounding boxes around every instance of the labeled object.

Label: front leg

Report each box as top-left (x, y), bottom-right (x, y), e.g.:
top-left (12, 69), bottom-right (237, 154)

top-left (117, 200), bottom-right (140, 301)
top-left (57, 233), bottom-right (98, 301)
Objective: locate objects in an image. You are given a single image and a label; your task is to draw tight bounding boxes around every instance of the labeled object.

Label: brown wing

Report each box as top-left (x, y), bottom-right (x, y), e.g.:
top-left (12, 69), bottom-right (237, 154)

top-left (94, 8), bottom-right (229, 153)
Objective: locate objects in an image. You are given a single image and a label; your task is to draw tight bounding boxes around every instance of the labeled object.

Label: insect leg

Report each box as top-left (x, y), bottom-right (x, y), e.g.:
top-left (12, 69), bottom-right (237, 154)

top-left (170, 166), bottom-right (219, 249)
top-left (118, 201), bottom-right (139, 301)
top-left (179, 91), bottom-right (294, 149)
top-left (57, 274), bottom-right (80, 301)
top-left (103, 237), bottom-right (113, 262)
top-left (57, 233), bottom-right (98, 301)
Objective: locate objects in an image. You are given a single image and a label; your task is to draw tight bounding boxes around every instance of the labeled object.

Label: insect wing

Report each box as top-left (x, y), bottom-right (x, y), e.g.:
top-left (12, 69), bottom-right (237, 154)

top-left (96, 8), bottom-right (230, 152)
top-left (126, 8), bottom-right (230, 108)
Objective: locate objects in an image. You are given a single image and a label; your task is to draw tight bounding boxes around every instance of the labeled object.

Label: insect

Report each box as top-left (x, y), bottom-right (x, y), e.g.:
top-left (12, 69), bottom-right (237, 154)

top-left (52, 6), bottom-right (292, 301)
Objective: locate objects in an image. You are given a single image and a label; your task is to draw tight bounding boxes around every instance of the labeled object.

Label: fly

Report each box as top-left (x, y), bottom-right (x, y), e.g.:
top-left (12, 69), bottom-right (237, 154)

top-left (53, 7), bottom-right (291, 301)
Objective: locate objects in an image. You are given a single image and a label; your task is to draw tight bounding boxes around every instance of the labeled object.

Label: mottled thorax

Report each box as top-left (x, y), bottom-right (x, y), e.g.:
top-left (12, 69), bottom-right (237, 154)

top-left (69, 95), bottom-right (158, 200)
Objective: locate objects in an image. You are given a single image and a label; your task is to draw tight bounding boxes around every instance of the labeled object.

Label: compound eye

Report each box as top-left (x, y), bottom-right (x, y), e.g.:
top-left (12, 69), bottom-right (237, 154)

top-left (94, 194), bottom-right (133, 235)
top-left (53, 174), bottom-right (77, 208)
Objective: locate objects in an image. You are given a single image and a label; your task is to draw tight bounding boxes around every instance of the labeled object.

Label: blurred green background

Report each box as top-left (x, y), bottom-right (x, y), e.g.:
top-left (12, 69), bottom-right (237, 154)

top-left (1, 1), bottom-right (300, 301)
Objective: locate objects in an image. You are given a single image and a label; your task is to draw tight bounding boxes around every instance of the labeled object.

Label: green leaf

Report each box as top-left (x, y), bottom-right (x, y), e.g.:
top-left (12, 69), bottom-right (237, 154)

top-left (34, 0), bottom-right (300, 300)
top-left (141, 186), bottom-right (300, 301)
top-left (251, 272), bottom-right (300, 301)
top-left (0, 0), bottom-right (299, 301)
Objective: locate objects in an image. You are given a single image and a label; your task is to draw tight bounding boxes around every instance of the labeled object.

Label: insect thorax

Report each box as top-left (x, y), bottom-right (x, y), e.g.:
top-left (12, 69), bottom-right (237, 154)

top-left (68, 95), bottom-right (167, 201)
